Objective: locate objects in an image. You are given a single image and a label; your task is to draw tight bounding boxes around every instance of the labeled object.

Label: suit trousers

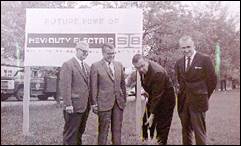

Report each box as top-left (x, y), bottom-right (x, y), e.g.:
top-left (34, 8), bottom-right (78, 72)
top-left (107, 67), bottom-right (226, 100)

top-left (63, 106), bottom-right (90, 145)
top-left (142, 87), bottom-right (175, 145)
top-left (142, 107), bottom-right (174, 145)
top-left (179, 102), bottom-right (207, 145)
top-left (97, 100), bottom-right (124, 145)
top-left (154, 108), bottom-right (174, 145)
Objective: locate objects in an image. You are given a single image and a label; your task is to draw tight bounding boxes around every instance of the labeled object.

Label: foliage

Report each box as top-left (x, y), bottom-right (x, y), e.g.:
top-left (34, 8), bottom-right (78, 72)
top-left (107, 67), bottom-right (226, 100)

top-left (1, 1), bottom-right (240, 81)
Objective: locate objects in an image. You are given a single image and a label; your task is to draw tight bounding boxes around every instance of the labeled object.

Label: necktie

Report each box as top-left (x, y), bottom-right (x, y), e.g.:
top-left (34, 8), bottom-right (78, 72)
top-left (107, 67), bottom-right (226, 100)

top-left (186, 56), bottom-right (191, 71)
top-left (141, 73), bottom-right (145, 84)
top-left (108, 62), bottom-right (114, 77)
top-left (81, 61), bottom-right (87, 78)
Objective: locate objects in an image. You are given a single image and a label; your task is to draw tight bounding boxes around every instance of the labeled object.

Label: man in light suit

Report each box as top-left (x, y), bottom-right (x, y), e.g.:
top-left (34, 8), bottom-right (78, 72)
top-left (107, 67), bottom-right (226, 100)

top-left (60, 41), bottom-right (90, 145)
top-left (175, 35), bottom-right (217, 145)
top-left (132, 54), bottom-right (176, 145)
top-left (90, 43), bottom-right (126, 145)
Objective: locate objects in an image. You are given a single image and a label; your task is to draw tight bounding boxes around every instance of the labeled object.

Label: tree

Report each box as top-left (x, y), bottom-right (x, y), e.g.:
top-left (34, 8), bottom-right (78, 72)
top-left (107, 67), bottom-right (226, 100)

top-left (191, 2), bottom-right (240, 81)
top-left (1, 1), bottom-right (239, 83)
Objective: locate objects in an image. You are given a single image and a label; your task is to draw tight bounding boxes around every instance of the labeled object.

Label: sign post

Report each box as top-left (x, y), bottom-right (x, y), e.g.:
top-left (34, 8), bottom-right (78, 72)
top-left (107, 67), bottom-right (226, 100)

top-left (136, 72), bottom-right (142, 139)
top-left (23, 66), bottom-right (31, 135)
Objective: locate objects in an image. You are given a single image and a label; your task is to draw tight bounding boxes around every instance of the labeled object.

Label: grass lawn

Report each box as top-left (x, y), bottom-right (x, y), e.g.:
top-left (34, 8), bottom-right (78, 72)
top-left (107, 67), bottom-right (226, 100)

top-left (1, 89), bottom-right (240, 145)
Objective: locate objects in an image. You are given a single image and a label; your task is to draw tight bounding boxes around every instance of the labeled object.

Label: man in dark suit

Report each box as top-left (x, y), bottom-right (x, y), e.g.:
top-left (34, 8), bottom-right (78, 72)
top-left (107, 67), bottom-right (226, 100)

top-left (132, 54), bottom-right (176, 145)
top-left (60, 41), bottom-right (90, 145)
top-left (90, 43), bottom-right (126, 145)
top-left (175, 35), bottom-right (217, 145)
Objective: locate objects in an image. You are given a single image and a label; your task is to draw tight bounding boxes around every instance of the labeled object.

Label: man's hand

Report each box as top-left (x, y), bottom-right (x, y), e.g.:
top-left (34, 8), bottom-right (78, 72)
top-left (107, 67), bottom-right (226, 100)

top-left (145, 113), bottom-right (154, 127)
top-left (141, 91), bottom-right (149, 98)
top-left (65, 105), bottom-right (74, 114)
top-left (91, 104), bottom-right (98, 114)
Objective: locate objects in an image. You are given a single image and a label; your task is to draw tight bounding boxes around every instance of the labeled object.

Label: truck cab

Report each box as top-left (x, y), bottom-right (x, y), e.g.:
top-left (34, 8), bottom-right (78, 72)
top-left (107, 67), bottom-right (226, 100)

top-left (1, 68), bottom-right (59, 101)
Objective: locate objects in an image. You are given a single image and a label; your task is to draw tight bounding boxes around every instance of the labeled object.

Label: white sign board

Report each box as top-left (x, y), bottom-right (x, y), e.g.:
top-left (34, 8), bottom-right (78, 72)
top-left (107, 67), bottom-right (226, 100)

top-left (25, 9), bottom-right (143, 68)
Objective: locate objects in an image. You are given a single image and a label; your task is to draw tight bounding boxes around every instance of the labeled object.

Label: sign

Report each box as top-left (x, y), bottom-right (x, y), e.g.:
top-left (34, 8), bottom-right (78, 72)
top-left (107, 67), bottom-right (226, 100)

top-left (25, 9), bottom-right (143, 68)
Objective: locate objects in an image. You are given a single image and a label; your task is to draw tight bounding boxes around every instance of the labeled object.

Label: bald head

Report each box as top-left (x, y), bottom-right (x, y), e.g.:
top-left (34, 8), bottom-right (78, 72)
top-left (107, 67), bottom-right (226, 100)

top-left (75, 41), bottom-right (89, 51)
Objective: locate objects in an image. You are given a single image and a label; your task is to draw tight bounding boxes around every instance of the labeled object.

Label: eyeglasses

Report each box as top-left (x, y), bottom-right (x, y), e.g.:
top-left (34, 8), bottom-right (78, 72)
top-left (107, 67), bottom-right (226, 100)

top-left (181, 46), bottom-right (191, 49)
top-left (77, 49), bottom-right (88, 54)
top-left (106, 52), bottom-right (116, 55)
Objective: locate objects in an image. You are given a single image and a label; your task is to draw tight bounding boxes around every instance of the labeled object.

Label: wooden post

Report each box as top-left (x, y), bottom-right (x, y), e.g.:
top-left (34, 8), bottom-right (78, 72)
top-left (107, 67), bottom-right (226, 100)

top-left (23, 66), bottom-right (31, 135)
top-left (136, 71), bottom-right (142, 140)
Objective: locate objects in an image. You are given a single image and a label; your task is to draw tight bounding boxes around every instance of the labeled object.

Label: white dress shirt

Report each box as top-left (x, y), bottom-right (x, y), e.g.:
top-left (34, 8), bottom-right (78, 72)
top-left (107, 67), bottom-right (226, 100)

top-left (74, 56), bottom-right (84, 69)
top-left (105, 60), bottom-right (115, 76)
top-left (185, 50), bottom-right (197, 70)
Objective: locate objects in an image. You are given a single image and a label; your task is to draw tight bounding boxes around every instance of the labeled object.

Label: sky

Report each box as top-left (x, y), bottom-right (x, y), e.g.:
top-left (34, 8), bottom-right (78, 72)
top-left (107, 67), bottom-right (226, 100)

top-left (223, 1), bottom-right (240, 16)
top-left (76, 1), bottom-right (240, 18)
top-left (182, 1), bottom-right (240, 17)
top-left (182, 1), bottom-right (240, 29)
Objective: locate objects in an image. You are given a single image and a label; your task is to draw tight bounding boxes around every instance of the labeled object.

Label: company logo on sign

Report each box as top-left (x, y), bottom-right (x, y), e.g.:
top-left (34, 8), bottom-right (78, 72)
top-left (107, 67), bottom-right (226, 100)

top-left (117, 33), bottom-right (141, 48)
top-left (27, 33), bottom-right (115, 48)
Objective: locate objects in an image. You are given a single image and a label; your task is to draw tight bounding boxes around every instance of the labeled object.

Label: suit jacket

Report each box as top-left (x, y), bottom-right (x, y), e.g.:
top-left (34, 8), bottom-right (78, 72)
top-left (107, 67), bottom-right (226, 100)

top-left (59, 57), bottom-right (90, 113)
top-left (175, 52), bottom-right (217, 113)
top-left (141, 61), bottom-right (176, 115)
top-left (90, 59), bottom-right (126, 112)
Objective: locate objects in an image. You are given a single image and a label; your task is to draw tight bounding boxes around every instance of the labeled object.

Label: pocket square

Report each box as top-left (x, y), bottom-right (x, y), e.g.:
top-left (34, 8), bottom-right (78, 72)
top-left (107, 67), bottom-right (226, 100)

top-left (195, 66), bottom-right (202, 69)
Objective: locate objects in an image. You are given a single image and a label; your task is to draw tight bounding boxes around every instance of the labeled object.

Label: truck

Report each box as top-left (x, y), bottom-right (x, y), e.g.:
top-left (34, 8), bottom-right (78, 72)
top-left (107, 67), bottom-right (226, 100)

top-left (1, 68), bottom-right (59, 101)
